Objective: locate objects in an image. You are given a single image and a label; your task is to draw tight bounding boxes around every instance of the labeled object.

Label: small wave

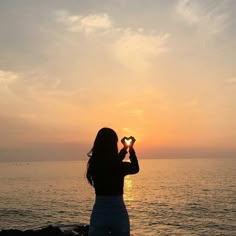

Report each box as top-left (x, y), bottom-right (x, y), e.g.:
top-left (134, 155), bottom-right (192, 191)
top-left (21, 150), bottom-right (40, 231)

top-left (0, 208), bottom-right (33, 217)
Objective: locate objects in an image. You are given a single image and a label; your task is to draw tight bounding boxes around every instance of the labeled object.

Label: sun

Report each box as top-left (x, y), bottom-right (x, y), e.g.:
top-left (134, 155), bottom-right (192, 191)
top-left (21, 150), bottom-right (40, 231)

top-left (125, 139), bottom-right (132, 146)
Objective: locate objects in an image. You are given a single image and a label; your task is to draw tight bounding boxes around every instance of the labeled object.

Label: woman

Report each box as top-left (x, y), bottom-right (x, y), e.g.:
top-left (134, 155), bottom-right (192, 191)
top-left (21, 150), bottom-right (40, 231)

top-left (87, 127), bottom-right (139, 236)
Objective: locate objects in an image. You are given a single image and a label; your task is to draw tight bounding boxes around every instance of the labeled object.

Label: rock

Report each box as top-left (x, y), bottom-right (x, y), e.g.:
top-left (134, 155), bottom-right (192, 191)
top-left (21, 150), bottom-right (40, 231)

top-left (72, 225), bottom-right (89, 236)
top-left (0, 225), bottom-right (89, 236)
top-left (0, 229), bottom-right (24, 236)
top-left (35, 225), bottom-right (64, 236)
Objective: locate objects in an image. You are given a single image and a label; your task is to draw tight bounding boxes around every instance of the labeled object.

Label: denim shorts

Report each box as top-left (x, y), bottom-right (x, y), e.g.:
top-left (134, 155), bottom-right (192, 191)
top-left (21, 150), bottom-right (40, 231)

top-left (88, 195), bottom-right (130, 236)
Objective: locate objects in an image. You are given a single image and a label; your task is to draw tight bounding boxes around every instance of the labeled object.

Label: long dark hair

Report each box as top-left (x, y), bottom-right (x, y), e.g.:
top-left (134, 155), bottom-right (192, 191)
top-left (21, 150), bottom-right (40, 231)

top-left (86, 128), bottom-right (119, 186)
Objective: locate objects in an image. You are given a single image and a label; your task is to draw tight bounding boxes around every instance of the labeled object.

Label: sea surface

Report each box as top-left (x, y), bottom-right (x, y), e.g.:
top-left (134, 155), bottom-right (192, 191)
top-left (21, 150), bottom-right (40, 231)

top-left (0, 158), bottom-right (235, 235)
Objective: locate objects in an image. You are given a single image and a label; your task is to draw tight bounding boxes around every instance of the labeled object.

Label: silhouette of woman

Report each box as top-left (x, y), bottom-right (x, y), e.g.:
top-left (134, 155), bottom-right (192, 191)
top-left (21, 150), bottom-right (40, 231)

top-left (87, 127), bottom-right (139, 236)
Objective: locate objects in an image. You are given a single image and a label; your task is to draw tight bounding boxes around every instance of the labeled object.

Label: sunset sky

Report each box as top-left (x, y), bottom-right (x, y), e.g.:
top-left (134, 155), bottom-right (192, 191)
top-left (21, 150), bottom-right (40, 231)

top-left (1, 0), bottom-right (236, 160)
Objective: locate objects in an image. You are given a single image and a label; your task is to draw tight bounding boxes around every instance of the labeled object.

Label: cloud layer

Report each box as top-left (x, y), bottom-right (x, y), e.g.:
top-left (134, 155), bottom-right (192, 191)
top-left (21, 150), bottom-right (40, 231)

top-left (176, 0), bottom-right (230, 36)
top-left (56, 11), bottom-right (112, 33)
top-left (0, 70), bottom-right (19, 85)
top-left (56, 10), bottom-right (170, 70)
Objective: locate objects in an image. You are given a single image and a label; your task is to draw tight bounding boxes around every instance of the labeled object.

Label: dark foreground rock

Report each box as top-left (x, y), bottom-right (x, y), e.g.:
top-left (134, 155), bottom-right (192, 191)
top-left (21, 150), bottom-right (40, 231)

top-left (0, 225), bottom-right (89, 236)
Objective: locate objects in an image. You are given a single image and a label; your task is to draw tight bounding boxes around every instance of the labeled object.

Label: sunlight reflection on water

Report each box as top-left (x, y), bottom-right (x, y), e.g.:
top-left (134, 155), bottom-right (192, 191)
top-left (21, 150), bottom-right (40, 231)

top-left (124, 176), bottom-right (134, 201)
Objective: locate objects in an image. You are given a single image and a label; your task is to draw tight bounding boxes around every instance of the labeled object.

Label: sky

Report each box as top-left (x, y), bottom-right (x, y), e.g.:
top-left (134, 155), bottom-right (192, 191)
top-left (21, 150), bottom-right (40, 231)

top-left (0, 0), bottom-right (236, 161)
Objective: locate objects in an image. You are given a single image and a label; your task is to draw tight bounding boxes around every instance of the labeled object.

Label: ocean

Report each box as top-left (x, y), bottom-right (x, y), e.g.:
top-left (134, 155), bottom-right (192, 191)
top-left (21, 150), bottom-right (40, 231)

top-left (0, 158), bottom-right (235, 235)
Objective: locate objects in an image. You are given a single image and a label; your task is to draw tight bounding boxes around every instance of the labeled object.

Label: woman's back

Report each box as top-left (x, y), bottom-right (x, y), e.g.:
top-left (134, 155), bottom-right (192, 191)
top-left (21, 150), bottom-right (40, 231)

top-left (87, 128), bottom-right (139, 236)
top-left (92, 160), bottom-right (125, 195)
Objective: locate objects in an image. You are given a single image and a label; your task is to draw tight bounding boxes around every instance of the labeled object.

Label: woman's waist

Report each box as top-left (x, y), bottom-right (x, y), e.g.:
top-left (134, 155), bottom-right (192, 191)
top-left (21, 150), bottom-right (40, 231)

top-left (95, 187), bottom-right (123, 196)
top-left (94, 195), bottom-right (125, 206)
top-left (95, 194), bottom-right (123, 201)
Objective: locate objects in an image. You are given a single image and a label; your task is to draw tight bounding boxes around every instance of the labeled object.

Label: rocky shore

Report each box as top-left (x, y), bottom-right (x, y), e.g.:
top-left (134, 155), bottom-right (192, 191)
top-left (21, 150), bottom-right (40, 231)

top-left (0, 225), bottom-right (89, 236)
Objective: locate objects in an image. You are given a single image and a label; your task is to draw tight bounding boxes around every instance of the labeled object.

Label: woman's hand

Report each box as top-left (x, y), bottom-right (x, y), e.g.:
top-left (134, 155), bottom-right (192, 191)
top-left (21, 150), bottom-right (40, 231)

top-left (121, 136), bottom-right (136, 150)
top-left (129, 136), bottom-right (136, 150)
top-left (121, 137), bottom-right (129, 149)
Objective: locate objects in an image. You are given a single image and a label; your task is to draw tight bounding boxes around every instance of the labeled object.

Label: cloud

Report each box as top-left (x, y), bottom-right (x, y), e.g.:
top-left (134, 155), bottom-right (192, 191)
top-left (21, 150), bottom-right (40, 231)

top-left (0, 70), bottom-right (19, 85)
top-left (56, 11), bottom-right (112, 33)
top-left (176, 0), bottom-right (229, 36)
top-left (128, 109), bottom-right (144, 116)
top-left (225, 77), bottom-right (236, 84)
top-left (122, 127), bottom-right (134, 135)
top-left (176, 0), bottom-right (199, 24)
top-left (112, 30), bottom-right (170, 70)
top-left (0, 70), bottom-right (20, 95)
top-left (55, 11), bottom-right (170, 71)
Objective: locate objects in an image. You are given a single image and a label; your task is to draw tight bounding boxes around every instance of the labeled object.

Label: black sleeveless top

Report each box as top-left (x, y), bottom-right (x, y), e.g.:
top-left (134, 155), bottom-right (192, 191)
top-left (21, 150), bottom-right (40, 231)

top-left (91, 149), bottom-right (139, 195)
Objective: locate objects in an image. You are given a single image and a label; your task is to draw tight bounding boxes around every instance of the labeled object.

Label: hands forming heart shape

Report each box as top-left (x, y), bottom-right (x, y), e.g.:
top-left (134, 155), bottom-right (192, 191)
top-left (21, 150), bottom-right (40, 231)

top-left (121, 136), bottom-right (136, 148)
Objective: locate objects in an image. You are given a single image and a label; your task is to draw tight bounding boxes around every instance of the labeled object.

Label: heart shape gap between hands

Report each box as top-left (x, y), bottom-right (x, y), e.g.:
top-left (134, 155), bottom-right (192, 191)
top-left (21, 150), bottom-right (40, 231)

top-left (124, 136), bottom-right (133, 147)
